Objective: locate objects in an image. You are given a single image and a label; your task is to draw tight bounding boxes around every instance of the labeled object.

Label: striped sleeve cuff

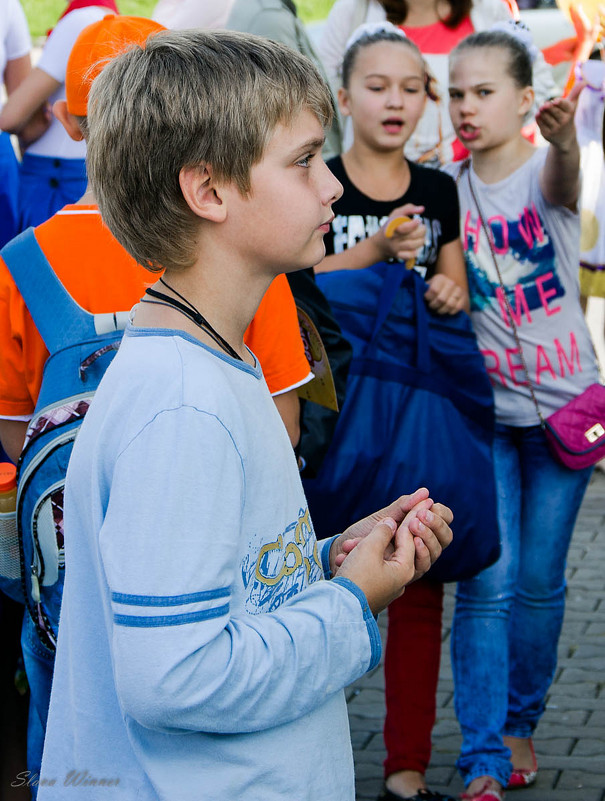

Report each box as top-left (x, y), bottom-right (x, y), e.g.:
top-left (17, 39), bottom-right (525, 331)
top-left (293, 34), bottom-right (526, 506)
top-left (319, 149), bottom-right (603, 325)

top-left (331, 576), bottom-right (381, 671)
top-left (110, 588), bottom-right (229, 628)
top-left (318, 534), bottom-right (340, 579)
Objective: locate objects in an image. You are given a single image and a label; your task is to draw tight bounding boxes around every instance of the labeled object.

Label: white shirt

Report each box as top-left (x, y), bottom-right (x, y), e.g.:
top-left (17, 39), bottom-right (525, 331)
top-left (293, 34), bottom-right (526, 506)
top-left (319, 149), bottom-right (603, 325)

top-left (27, 6), bottom-right (108, 159)
top-left (0, 0), bottom-right (30, 83)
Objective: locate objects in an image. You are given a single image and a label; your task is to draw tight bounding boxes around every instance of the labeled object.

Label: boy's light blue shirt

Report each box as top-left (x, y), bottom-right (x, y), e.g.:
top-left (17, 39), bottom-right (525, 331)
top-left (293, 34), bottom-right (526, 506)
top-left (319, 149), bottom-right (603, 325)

top-left (39, 326), bottom-right (380, 800)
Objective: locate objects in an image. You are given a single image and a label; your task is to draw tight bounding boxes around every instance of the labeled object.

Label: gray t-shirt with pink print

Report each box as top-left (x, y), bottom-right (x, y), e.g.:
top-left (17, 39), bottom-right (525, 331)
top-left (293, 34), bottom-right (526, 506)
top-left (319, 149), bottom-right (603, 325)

top-left (446, 149), bottom-right (598, 426)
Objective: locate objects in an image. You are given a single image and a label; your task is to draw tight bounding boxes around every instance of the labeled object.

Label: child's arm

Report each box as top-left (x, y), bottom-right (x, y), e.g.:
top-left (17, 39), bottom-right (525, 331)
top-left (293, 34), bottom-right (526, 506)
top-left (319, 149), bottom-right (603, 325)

top-left (4, 53), bottom-right (31, 96)
top-left (0, 419), bottom-right (27, 464)
top-left (0, 68), bottom-right (57, 139)
top-left (424, 238), bottom-right (469, 315)
top-left (538, 82), bottom-right (584, 211)
top-left (101, 411), bottom-right (451, 735)
top-left (272, 389), bottom-right (300, 448)
top-left (314, 204), bottom-right (426, 274)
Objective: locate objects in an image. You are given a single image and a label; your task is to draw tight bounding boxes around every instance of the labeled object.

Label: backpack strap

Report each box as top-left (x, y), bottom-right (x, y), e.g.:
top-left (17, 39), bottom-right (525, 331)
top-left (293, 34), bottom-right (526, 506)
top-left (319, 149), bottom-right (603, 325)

top-left (1, 228), bottom-right (127, 355)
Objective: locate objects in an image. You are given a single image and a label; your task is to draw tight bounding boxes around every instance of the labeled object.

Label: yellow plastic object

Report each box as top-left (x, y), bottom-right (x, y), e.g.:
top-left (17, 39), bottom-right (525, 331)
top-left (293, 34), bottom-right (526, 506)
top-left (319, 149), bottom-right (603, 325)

top-left (384, 215), bottom-right (411, 238)
top-left (384, 215), bottom-right (416, 269)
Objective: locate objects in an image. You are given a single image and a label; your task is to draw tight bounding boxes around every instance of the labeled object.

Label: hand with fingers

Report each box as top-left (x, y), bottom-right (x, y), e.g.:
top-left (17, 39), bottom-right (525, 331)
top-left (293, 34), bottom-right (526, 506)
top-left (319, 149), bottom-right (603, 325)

top-left (331, 493), bottom-right (453, 615)
top-left (374, 203), bottom-right (426, 265)
top-left (328, 488), bottom-right (454, 614)
top-left (18, 102), bottom-right (52, 152)
top-left (424, 273), bottom-right (467, 315)
top-left (536, 80), bottom-right (585, 152)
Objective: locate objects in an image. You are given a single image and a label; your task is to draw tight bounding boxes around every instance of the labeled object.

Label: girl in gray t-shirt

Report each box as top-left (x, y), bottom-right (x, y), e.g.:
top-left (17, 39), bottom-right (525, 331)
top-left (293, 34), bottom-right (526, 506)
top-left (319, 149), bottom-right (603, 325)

top-left (445, 28), bottom-right (598, 801)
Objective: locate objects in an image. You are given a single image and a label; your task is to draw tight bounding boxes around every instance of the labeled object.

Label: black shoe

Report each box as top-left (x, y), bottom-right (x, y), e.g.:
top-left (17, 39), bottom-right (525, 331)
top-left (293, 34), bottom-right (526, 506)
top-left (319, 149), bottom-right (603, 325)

top-left (377, 785), bottom-right (457, 801)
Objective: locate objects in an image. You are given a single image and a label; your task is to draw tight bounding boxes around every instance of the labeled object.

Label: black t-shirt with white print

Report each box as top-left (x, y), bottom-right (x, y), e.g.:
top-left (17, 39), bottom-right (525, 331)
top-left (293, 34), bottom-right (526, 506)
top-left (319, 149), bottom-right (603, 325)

top-left (324, 155), bottom-right (460, 281)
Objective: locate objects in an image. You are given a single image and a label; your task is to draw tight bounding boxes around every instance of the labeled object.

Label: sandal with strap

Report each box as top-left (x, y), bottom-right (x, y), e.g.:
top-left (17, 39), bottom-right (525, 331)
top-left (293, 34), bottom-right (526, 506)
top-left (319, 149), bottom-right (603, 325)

top-left (506, 739), bottom-right (538, 788)
top-left (460, 779), bottom-right (505, 801)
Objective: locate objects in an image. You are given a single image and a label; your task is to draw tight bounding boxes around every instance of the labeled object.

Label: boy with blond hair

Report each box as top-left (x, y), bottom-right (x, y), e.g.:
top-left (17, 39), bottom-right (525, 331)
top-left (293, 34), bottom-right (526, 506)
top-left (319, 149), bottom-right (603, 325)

top-left (39, 29), bottom-right (452, 800)
top-left (0, 16), bottom-right (313, 789)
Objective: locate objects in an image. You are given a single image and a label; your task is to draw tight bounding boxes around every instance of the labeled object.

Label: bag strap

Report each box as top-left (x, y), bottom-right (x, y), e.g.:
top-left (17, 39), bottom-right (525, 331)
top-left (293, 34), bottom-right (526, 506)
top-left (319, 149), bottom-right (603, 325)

top-left (1, 228), bottom-right (128, 355)
top-left (367, 263), bottom-right (431, 370)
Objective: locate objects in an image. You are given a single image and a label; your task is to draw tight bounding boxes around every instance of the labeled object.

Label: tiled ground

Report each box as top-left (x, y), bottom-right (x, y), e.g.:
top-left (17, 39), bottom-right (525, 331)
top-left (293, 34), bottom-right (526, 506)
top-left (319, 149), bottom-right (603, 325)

top-left (349, 471), bottom-right (605, 801)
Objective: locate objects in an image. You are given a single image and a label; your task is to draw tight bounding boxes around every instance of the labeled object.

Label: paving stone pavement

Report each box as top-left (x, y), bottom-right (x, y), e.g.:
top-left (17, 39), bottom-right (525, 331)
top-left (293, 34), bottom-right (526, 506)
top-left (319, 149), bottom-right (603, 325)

top-left (347, 470), bottom-right (605, 801)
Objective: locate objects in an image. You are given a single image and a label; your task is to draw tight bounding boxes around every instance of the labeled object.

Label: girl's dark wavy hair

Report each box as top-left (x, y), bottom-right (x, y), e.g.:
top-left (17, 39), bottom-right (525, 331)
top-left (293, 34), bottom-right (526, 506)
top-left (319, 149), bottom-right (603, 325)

top-left (379, 0), bottom-right (473, 30)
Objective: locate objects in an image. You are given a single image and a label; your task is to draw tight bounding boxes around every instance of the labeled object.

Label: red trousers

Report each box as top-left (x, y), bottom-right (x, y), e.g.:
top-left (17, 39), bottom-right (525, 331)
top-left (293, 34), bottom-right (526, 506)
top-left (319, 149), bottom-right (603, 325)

top-left (383, 578), bottom-right (444, 778)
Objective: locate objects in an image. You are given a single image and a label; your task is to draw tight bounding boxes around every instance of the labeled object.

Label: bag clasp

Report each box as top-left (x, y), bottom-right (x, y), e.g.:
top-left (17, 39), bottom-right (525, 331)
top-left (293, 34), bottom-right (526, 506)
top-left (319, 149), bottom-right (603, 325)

top-left (585, 423), bottom-right (605, 443)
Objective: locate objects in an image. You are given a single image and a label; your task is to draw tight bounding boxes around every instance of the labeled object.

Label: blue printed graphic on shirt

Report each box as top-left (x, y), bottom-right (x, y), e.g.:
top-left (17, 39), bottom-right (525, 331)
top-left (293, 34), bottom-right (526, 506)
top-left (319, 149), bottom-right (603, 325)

top-left (241, 507), bottom-right (323, 614)
top-left (463, 203), bottom-right (566, 315)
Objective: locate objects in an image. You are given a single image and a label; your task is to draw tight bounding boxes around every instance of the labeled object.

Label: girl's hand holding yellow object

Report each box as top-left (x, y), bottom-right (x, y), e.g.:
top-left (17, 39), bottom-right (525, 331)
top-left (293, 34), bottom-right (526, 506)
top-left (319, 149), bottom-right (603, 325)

top-left (383, 206), bottom-right (425, 269)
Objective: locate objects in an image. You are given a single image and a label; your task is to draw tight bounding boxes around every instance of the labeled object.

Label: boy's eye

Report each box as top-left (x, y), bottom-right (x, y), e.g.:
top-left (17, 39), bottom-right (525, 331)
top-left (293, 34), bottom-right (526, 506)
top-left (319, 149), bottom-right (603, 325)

top-left (405, 87), bottom-right (420, 94)
top-left (367, 85), bottom-right (385, 92)
top-left (449, 90), bottom-right (462, 100)
top-left (478, 89), bottom-right (492, 97)
top-left (296, 154), bottom-right (313, 168)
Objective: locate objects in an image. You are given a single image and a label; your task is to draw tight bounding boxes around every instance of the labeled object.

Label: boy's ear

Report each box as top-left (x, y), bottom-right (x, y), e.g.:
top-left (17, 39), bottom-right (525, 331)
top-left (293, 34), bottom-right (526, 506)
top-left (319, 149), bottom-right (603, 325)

top-left (53, 100), bottom-right (84, 142)
top-left (179, 164), bottom-right (227, 224)
top-left (337, 86), bottom-right (351, 117)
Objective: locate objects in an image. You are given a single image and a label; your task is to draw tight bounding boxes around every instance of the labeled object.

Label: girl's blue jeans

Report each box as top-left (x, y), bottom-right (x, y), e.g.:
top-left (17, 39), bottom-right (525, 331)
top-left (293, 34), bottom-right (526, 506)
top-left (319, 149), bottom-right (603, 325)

top-left (451, 423), bottom-right (592, 788)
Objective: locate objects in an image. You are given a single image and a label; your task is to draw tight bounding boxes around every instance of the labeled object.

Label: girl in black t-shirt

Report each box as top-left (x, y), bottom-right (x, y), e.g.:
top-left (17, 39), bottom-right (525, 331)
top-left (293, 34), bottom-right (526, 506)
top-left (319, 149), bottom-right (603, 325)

top-left (315, 23), bottom-right (468, 317)
top-left (314, 24), bottom-right (466, 801)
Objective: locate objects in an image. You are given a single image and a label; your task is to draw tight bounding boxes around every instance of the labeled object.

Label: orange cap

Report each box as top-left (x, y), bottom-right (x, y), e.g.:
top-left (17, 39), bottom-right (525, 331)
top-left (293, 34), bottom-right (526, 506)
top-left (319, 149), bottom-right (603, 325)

top-left (65, 14), bottom-right (166, 116)
top-left (0, 462), bottom-right (17, 492)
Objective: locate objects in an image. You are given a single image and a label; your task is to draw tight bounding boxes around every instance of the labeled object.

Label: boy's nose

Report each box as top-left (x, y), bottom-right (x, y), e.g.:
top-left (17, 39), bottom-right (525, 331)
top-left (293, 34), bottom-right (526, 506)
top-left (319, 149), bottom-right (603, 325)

top-left (322, 162), bottom-right (343, 204)
top-left (329, 174), bottom-right (344, 204)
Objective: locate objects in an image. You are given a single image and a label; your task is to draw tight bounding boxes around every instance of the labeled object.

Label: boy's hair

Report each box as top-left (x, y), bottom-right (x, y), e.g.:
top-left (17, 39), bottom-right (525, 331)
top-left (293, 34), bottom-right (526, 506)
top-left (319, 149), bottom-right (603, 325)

top-left (87, 29), bottom-right (334, 273)
top-left (450, 30), bottom-right (533, 90)
top-left (341, 26), bottom-right (437, 101)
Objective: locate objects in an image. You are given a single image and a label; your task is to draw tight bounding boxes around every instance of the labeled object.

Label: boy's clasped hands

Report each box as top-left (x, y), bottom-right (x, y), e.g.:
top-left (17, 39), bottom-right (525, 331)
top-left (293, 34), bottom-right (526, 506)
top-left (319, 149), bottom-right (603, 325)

top-left (328, 488), bottom-right (453, 615)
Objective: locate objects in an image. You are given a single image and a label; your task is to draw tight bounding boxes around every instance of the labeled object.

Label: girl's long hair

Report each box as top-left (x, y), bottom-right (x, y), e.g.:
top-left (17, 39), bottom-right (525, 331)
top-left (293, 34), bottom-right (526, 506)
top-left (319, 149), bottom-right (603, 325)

top-left (379, 0), bottom-right (473, 30)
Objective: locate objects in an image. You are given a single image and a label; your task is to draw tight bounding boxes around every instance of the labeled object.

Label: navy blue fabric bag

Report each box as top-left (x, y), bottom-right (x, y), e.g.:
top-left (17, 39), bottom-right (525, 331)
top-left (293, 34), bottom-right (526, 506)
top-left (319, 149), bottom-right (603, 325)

top-left (304, 263), bottom-right (500, 582)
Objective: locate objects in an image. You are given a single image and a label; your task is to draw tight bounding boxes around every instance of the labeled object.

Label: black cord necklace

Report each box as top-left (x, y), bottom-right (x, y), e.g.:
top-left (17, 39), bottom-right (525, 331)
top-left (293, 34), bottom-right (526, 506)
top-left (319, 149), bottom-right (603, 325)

top-left (142, 277), bottom-right (243, 362)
